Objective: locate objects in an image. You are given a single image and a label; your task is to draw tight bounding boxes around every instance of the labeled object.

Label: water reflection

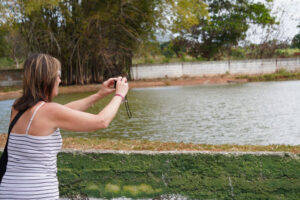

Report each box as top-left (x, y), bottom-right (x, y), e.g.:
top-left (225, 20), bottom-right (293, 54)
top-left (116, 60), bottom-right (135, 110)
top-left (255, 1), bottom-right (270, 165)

top-left (1, 81), bottom-right (300, 145)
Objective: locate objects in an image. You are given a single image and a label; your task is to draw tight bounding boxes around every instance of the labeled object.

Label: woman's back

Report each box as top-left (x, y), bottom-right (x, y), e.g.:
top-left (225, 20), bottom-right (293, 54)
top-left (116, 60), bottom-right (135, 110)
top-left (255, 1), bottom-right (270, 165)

top-left (0, 102), bottom-right (62, 200)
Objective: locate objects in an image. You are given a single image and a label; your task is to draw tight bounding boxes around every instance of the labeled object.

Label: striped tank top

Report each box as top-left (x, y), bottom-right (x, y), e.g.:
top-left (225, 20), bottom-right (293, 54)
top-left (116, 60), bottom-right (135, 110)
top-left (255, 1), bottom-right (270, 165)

top-left (0, 102), bottom-right (62, 200)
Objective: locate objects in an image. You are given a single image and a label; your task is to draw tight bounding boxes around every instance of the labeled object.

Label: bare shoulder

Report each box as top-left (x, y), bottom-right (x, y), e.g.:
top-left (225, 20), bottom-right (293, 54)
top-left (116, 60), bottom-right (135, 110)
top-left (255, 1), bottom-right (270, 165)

top-left (42, 102), bottom-right (70, 117)
top-left (43, 102), bottom-right (64, 111)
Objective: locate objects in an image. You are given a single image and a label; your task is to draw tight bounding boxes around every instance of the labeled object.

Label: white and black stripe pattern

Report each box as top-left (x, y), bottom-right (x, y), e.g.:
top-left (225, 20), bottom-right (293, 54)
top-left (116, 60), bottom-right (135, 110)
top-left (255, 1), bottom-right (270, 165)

top-left (0, 102), bottom-right (62, 200)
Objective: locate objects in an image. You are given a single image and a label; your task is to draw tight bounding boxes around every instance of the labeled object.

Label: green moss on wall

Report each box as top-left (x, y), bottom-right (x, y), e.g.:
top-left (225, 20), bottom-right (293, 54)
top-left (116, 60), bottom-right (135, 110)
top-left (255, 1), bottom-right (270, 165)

top-left (57, 152), bottom-right (300, 199)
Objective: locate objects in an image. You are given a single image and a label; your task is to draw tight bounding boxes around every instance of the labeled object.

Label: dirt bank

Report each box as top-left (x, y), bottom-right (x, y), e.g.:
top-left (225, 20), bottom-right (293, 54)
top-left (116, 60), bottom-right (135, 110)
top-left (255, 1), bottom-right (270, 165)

top-left (0, 76), bottom-right (246, 101)
top-left (0, 134), bottom-right (299, 153)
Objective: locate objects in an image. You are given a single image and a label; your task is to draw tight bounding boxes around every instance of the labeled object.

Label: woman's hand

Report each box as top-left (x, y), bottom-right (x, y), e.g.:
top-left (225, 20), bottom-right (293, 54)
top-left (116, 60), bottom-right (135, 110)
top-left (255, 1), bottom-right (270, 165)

top-left (115, 76), bottom-right (129, 97)
top-left (97, 78), bottom-right (117, 97)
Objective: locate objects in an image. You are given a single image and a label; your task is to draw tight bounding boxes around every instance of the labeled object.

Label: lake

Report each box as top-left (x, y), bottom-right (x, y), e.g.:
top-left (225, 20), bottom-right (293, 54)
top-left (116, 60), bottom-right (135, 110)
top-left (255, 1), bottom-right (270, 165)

top-left (1, 81), bottom-right (300, 145)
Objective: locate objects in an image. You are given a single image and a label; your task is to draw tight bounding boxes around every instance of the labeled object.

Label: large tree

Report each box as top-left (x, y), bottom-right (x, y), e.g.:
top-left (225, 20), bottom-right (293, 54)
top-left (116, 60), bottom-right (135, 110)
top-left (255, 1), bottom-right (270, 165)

top-left (173, 0), bottom-right (276, 60)
top-left (2, 0), bottom-right (167, 84)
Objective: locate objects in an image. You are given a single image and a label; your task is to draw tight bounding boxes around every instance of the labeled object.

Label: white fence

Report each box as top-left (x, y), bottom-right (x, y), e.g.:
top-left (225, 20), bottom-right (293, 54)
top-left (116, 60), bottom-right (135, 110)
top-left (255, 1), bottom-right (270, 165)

top-left (131, 57), bottom-right (300, 80)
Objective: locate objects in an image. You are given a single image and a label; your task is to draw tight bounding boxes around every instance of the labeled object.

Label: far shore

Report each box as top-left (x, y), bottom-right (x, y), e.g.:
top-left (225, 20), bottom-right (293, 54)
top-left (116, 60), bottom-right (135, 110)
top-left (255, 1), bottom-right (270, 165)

top-left (0, 75), bottom-right (246, 101)
top-left (1, 69), bottom-right (300, 101)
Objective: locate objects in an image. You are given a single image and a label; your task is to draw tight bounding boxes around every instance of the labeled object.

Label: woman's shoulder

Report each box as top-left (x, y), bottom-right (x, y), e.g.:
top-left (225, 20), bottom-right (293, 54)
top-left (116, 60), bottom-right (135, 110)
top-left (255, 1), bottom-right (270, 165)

top-left (43, 102), bottom-right (66, 112)
top-left (42, 102), bottom-right (75, 118)
top-left (11, 101), bottom-right (62, 119)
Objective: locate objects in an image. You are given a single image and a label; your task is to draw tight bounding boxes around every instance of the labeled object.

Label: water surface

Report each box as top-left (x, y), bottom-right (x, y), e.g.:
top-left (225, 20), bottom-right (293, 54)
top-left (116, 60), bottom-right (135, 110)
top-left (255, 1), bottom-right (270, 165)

top-left (1, 81), bottom-right (300, 145)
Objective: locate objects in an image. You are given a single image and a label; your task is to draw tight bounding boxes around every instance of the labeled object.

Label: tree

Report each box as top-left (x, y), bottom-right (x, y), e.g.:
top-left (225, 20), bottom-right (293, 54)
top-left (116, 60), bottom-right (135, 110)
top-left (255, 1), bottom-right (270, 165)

top-left (292, 25), bottom-right (300, 49)
top-left (1, 0), bottom-right (167, 84)
top-left (173, 0), bottom-right (276, 60)
top-left (0, 25), bottom-right (9, 57)
top-left (0, 0), bottom-right (210, 81)
top-left (0, 1), bottom-right (27, 67)
top-left (292, 34), bottom-right (300, 49)
top-left (170, 37), bottom-right (187, 58)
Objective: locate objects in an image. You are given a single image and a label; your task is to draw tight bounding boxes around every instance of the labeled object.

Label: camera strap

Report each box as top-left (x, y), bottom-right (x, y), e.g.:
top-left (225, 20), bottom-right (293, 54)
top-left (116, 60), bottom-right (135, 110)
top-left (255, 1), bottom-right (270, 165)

top-left (125, 96), bottom-right (132, 118)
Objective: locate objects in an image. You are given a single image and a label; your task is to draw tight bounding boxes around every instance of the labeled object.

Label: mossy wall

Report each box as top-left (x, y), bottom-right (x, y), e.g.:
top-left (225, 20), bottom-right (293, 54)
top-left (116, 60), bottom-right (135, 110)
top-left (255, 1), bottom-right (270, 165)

top-left (57, 152), bottom-right (300, 199)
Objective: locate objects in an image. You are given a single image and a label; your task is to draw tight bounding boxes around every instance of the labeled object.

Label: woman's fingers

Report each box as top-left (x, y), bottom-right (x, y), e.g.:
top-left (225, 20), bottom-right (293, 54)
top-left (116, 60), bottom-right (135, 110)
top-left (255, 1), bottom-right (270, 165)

top-left (121, 77), bottom-right (127, 83)
top-left (115, 76), bottom-right (129, 96)
top-left (104, 78), bottom-right (116, 87)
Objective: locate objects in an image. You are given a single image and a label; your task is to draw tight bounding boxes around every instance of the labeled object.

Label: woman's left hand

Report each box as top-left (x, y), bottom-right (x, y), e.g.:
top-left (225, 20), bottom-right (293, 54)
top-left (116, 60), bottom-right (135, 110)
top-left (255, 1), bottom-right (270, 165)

top-left (97, 78), bottom-right (117, 97)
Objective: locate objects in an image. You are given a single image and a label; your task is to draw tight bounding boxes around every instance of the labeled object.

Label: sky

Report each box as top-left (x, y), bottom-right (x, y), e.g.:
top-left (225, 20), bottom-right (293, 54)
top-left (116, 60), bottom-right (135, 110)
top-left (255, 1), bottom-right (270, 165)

top-left (247, 0), bottom-right (300, 43)
top-left (273, 0), bottom-right (300, 38)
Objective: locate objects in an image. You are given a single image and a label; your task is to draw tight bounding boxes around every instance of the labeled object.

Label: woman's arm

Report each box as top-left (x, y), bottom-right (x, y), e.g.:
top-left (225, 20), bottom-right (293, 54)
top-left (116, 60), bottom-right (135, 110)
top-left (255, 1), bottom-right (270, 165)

top-left (64, 78), bottom-right (117, 111)
top-left (46, 77), bottom-right (129, 132)
top-left (64, 93), bottom-right (104, 112)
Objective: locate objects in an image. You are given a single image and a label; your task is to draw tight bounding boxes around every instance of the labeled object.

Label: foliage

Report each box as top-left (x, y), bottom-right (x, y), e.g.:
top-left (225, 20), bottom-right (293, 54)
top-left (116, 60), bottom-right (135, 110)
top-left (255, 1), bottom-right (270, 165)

top-left (170, 37), bottom-right (187, 58)
top-left (174, 0), bottom-right (276, 60)
top-left (0, 28), bottom-right (27, 68)
top-left (237, 69), bottom-right (300, 82)
top-left (160, 41), bottom-right (175, 58)
top-left (56, 152), bottom-right (300, 199)
top-left (171, 0), bottom-right (209, 32)
top-left (0, 26), bottom-right (9, 57)
top-left (0, 0), bottom-right (168, 84)
top-left (245, 40), bottom-right (290, 59)
top-left (292, 34), bottom-right (300, 49)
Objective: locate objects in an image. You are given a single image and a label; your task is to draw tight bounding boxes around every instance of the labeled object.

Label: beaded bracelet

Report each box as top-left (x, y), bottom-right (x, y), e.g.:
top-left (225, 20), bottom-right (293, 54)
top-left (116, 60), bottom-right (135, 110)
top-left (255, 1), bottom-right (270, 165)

top-left (115, 94), bottom-right (125, 101)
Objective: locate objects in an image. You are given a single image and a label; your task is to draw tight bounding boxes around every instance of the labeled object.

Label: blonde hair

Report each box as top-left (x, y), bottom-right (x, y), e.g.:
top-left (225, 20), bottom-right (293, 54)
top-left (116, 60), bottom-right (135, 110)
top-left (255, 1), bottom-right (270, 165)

top-left (14, 54), bottom-right (61, 110)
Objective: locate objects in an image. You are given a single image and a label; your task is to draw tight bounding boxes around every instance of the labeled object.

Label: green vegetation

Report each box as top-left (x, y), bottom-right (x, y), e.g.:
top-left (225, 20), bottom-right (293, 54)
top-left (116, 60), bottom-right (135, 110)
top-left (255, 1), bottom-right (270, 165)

top-left (132, 54), bottom-right (205, 65)
top-left (0, 86), bottom-right (21, 92)
top-left (237, 68), bottom-right (300, 82)
top-left (0, 0), bottom-right (281, 81)
top-left (292, 24), bottom-right (300, 49)
top-left (0, 57), bottom-right (18, 70)
top-left (57, 152), bottom-right (300, 199)
top-left (133, 47), bottom-right (300, 65)
top-left (1, 137), bottom-right (300, 199)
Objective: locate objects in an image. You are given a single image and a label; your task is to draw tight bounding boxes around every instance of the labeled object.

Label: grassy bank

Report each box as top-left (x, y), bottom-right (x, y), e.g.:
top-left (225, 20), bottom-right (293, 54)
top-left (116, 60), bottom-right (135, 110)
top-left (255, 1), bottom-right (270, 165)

top-left (0, 85), bottom-right (22, 92)
top-left (1, 136), bottom-right (300, 199)
top-left (57, 152), bottom-right (300, 199)
top-left (1, 134), bottom-right (300, 153)
top-left (236, 69), bottom-right (300, 82)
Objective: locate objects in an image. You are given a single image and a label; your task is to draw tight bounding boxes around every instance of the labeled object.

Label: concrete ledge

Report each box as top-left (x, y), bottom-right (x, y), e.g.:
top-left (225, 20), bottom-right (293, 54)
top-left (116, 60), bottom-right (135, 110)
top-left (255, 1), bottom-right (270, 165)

top-left (61, 149), bottom-right (299, 157)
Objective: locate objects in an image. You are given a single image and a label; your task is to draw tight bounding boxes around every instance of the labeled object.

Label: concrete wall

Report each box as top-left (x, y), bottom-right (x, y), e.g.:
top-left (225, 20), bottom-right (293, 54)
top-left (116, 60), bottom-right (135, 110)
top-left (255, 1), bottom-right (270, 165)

top-left (0, 69), bottom-right (23, 87)
top-left (1, 58), bottom-right (300, 85)
top-left (131, 57), bottom-right (300, 80)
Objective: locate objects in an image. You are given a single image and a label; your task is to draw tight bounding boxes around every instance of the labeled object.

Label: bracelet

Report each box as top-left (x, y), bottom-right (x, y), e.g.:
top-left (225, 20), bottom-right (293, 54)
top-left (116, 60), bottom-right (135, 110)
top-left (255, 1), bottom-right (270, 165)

top-left (115, 94), bottom-right (125, 101)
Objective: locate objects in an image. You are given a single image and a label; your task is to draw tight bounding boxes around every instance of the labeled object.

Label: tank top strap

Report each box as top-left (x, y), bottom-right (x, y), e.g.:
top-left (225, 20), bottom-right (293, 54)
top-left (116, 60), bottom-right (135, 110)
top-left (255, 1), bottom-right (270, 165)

top-left (25, 101), bottom-right (46, 135)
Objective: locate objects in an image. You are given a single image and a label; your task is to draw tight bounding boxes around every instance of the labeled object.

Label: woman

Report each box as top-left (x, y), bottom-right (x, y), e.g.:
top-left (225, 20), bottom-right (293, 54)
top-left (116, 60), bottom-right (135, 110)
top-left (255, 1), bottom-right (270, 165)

top-left (0, 53), bottom-right (129, 199)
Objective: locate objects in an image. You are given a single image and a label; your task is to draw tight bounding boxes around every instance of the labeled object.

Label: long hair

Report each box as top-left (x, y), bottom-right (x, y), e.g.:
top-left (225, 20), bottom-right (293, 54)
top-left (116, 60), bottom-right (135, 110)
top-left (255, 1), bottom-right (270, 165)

top-left (13, 54), bottom-right (61, 111)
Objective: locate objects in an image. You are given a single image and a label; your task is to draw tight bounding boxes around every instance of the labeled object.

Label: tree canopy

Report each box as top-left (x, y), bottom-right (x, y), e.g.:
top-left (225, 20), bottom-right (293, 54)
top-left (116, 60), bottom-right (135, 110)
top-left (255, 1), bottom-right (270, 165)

top-left (0, 0), bottom-right (279, 83)
top-left (173, 0), bottom-right (276, 60)
top-left (18, 0), bottom-right (170, 84)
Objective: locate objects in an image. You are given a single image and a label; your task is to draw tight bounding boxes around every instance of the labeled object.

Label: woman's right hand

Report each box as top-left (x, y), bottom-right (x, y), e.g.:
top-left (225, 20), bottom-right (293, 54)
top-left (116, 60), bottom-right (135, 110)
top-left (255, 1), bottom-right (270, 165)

top-left (115, 76), bottom-right (129, 97)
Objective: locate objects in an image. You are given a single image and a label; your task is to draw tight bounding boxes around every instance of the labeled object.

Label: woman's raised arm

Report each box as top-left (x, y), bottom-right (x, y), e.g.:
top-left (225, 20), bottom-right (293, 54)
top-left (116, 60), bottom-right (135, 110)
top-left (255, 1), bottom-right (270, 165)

top-left (47, 77), bottom-right (128, 132)
top-left (64, 78), bottom-right (117, 111)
